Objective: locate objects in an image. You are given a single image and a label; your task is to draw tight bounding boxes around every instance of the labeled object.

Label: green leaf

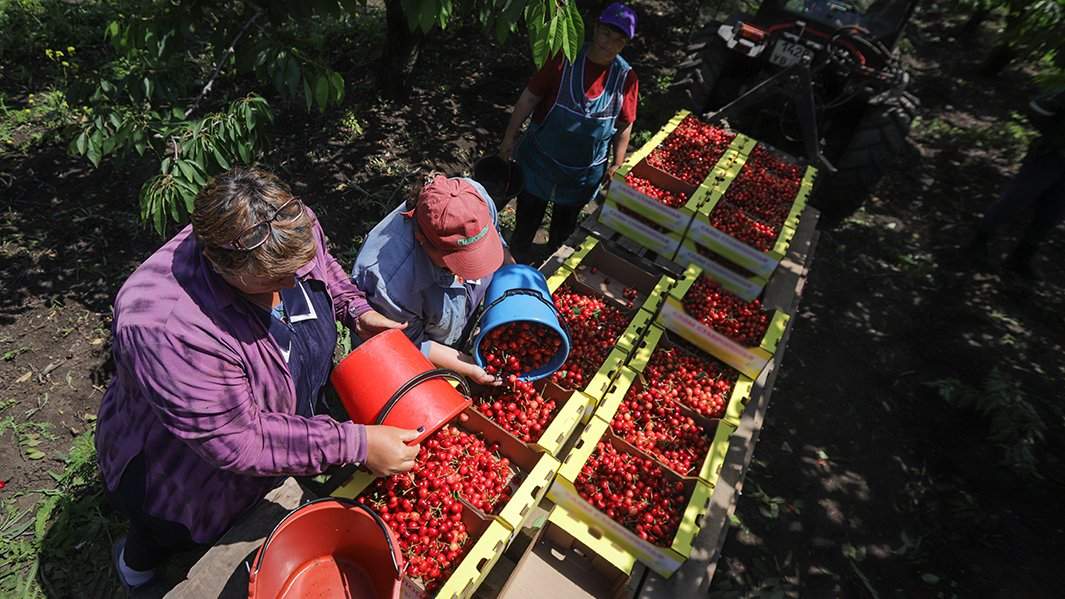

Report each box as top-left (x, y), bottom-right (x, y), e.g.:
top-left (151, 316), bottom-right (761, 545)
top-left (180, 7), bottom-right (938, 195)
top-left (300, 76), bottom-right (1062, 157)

top-left (212, 145), bottom-right (231, 170)
top-left (329, 71), bottom-right (345, 103)
top-left (176, 160), bottom-right (198, 185)
top-left (314, 75), bottom-right (330, 112)
top-left (401, 0), bottom-right (420, 30)
top-left (86, 141), bottom-right (102, 168)
top-left (237, 142), bottom-right (251, 163)
top-left (143, 76), bottom-right (153, 100)
top-left (921, 573), bottom-right (940, 585)
top-left (25, 447), bottom-right (46, 460)
top-left (526, 1), bottom-right (549, 67)
top-left (438, 0), bottom-right (452, 29)
top-left (418, 0), bottom-right (439, 33)
top-left (285, 57), bottom-right (301, 98)
top-left (303, 77), bottom-right (314, 112)
top-left (75, 131), bottom-right (88, 155)
top-left (161, 157), bottom-right (173, 174)
top-left (563, 2), bottom-right (583, 62)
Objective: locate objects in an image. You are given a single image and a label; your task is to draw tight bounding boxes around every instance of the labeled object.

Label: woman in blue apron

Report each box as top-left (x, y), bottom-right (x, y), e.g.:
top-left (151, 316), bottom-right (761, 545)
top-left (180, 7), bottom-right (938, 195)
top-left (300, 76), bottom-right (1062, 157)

top-left (499, 3), bottom-right (640, 262)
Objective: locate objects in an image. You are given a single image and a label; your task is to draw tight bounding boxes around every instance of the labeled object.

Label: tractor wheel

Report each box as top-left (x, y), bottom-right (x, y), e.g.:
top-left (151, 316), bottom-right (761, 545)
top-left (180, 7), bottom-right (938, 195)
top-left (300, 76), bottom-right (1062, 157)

top-left (676, 27), bottom-right (736, 114)
top-left (814, 90), bottom-right (918, 227)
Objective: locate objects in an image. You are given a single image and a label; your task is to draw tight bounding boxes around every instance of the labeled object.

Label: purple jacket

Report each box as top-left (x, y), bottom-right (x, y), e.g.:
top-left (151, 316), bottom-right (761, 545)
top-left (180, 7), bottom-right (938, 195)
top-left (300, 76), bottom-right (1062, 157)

top-left (96, 209), bottom-right (371, 543)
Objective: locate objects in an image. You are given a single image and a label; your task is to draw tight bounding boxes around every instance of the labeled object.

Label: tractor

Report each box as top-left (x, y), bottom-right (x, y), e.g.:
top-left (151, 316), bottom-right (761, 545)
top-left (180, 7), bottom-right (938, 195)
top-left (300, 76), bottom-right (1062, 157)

top-left (677, 0), bottom-right (921, 225)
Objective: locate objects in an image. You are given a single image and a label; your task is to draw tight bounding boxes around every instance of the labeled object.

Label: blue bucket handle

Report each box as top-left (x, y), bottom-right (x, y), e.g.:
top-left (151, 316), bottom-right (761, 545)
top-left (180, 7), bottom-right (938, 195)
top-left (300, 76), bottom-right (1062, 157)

top-left (475, 288), bottom-right (572, 342)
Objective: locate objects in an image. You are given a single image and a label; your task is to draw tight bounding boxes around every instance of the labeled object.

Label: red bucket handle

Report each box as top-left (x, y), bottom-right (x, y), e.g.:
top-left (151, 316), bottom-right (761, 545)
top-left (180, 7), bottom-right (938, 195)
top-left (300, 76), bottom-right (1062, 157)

top-left (374, 368), bottom-right (469, 425)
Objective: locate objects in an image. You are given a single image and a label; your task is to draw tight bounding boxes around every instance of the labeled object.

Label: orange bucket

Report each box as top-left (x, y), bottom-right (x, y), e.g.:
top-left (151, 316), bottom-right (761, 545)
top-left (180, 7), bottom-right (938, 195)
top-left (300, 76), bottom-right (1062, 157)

top-left (247, 498), bottom-right (403, 599)
top-left (331, 329), bottom-right (471, 444)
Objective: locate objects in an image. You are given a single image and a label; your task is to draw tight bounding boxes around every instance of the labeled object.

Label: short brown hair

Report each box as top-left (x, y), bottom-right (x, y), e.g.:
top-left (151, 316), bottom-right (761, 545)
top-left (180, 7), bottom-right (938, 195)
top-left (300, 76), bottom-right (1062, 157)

top-left (191, 167), bottom-right (316, 279)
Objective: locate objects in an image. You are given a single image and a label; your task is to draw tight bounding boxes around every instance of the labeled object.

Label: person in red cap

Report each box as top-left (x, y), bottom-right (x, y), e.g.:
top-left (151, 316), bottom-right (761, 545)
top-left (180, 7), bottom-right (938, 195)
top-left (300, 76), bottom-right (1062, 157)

top-left (499, 2), bottom-right (639, 262)
top-left (353, 174), bottom-right (511, 384)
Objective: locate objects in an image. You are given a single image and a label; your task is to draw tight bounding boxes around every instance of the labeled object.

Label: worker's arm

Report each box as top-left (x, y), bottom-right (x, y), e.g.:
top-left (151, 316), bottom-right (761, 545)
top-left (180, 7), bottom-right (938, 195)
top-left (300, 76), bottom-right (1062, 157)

top-left (602, 121), bottom-right (634, 188)
top-left (425, 340), bottom-right (502, 387)
top-left (500, 87), bottom-right (542, 160)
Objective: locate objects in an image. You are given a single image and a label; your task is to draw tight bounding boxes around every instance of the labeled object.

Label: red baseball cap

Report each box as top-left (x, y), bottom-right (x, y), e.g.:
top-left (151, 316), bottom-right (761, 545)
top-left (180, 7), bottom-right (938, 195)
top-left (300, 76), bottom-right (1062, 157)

top-left (414, 176), bottom-right (504, 280)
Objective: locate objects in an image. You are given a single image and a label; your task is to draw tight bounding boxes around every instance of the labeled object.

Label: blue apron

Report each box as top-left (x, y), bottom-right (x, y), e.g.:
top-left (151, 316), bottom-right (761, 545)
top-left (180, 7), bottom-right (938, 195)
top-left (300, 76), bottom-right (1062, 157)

top-left (255, 279), bottom-right (338, 418)
top-left (517, 47), bottom-right (631, 206)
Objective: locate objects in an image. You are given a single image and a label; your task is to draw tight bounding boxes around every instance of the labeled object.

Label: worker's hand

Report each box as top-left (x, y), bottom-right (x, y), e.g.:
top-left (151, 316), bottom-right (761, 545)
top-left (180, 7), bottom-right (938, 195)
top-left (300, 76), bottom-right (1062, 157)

top-left (466, 364), bottom-right (503, 387)
top-left (602, 164), bottom-right (620, 190)
top-left (355, 310), bottom-right (407, 340)
top-left (364, 425), bottom-right (421, 476)
top-left (456, 352), bottom-right (502, 386)
top-left (499, 136), bottom-right (515, 161)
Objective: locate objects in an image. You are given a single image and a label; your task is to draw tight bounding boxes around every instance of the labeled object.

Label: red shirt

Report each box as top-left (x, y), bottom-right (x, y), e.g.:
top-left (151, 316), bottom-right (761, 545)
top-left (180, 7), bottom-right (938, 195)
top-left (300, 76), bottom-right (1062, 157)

top-left (527, 53), bottom-right (639, 127)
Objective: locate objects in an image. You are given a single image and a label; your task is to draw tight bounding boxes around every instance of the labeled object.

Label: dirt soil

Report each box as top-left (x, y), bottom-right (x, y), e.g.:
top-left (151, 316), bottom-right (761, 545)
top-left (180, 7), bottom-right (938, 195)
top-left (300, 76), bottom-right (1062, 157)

top-left (1, 2), bottom-right (1063, 598)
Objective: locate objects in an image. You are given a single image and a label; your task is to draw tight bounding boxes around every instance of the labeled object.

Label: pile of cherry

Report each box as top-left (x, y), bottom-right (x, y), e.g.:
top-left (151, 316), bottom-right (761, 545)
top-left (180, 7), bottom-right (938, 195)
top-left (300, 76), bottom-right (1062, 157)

top-left (479, 321), bottom-right (562, 378)
top-left (550, 286), bottom-right (630, 390)
top-left (643, 346), bottom-right (739, 420)
top-left (608, 382), bottom-right (711, 476)
top-left (474, 375), bottom-right (555, 443)
top-left (357, 425), bottom-right (513, 591)
top-left (709, 145), bottom-right (804, 250)
top-left (624, 174), bottom-right (687, 208)
top-left (574, 441), bottom-right (688, 545)
top-left (646, 116), bottom-right (735, 186)
top-left (682, 276), bottom-right (770, 346)
top-left (476, 322), bottom-right (565, 442)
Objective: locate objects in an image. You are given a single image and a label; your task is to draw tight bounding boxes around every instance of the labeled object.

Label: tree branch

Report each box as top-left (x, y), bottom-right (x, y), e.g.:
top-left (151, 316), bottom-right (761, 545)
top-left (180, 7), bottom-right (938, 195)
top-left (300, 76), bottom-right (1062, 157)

top-left (185, 9), bottom-right (262, 119)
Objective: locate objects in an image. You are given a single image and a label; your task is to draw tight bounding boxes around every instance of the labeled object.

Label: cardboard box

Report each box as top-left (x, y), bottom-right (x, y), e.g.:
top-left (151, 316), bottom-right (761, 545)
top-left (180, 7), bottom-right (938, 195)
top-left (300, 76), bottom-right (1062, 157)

top-left (598, 200), bottom-right (684, 259)
top-left (331, 406), bottom-right (558, 533)
top-left (497, 514), bottom-right (637, 599)
top-left (543, 272), bottom-right (656, 400)
top-left (548, 415), bottom-right (715, 578)
top-left (592, 365), bottom-right (738, 487)
top-left (673, 239), bottom-right (766, 303)
top-left (687, 206), bottom-right (796, 279)
top-left (657, 264), bottom-right (789, 379)
top-left (687, 143), bottom-right (813, 278)
top-left (627, 325), bottom-right (755, 426)
top-left (557, 236), bottom-right (676, 315)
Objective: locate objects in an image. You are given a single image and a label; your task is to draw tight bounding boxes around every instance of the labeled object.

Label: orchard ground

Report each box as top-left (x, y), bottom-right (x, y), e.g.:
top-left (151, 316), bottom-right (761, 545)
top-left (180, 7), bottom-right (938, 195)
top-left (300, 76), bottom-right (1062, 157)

top-left (1, 3), bottom-right (1063, 598)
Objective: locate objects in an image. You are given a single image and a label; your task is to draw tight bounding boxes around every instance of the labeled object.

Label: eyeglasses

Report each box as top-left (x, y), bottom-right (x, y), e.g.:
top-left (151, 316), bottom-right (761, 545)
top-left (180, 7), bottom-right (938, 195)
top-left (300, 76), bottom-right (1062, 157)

top-left (224, 197), bottom-right (305, 251)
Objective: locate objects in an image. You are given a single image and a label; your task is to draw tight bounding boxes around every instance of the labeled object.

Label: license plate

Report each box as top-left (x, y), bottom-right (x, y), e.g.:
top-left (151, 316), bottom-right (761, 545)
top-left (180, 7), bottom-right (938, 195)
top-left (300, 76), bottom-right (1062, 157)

top-left (768, 39), bottom-right (811, 68)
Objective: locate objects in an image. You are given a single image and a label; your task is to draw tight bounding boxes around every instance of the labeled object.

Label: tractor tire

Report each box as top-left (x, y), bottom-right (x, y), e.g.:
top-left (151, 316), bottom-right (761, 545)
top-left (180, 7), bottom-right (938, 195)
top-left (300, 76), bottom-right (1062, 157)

top-left (814, 90), bottom-right (918, 227)
top-left (675, 27), bottom-right (734, 115)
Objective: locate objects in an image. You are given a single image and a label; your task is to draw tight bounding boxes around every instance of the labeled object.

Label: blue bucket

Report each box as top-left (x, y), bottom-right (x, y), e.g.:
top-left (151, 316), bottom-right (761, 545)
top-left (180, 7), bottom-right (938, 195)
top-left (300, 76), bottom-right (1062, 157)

top-left (472, 264), bottom-right (571, 381)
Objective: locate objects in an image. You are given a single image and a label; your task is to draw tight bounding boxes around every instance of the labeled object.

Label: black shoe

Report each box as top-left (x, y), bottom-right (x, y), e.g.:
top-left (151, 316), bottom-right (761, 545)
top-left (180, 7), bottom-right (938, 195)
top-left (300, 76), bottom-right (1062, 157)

top-left (1004, 255), bottom-right (1039, 281)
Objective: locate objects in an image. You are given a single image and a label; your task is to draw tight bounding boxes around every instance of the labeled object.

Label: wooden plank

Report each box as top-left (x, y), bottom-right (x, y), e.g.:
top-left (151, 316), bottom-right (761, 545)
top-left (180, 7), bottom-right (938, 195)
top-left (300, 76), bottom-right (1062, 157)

top-left (164, 477), bottom-right (311, 599)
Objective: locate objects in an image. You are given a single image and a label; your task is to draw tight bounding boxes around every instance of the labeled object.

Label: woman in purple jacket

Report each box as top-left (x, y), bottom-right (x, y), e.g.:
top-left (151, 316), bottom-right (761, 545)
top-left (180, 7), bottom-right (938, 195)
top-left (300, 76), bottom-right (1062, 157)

top-left (96, 167), bottom-right (417, 589)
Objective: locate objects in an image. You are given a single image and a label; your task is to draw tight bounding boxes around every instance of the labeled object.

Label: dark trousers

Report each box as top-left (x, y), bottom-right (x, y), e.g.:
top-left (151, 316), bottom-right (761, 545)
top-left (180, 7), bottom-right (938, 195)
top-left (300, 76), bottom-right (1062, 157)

top-left (107, 454), bottom-right (198, 571)
top-left (978, 149), bottom-right (1065, 260)
top-left (509, 191), bottom-right (586, 262)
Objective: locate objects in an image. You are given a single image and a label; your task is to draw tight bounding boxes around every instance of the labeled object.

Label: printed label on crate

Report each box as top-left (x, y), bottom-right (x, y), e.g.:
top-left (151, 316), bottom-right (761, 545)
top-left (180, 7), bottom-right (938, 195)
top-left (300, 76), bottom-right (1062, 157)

top-left (548, 480), bottom-right (684, 577)
top-left (688, 219), bottom-right (779, 277)
top-left (675, 244), bottom-right (764, 303)
top-left (610, 182), bottom-right (690, 230)
top-left (599, 202), bottom-right (679, 257)
top-left (658, 300), bottom-right (769, 379)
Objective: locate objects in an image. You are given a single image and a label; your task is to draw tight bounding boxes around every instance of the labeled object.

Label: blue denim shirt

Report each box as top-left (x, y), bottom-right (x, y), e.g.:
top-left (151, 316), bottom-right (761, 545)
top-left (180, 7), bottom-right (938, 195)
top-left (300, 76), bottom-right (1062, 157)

top-left (352, 178), bottom-right (503, 354)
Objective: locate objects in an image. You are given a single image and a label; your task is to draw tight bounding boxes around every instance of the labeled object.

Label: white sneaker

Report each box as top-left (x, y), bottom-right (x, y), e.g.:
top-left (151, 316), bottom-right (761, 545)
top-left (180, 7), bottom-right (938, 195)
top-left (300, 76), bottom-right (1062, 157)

top-left (112, 536), bottom-right (157, 590)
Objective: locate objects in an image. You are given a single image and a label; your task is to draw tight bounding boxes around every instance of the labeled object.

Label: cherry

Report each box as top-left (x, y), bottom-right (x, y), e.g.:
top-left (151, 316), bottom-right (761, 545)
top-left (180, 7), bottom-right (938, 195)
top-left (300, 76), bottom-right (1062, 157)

top-left (479, 321), bottom-right (562, 379)
top-left (574, 441), bottom-right (688, 546)
top-left (643, 346), bottom-right (739, 420)
top-left (549, 286), bottom-right (629, 390)
top-left (645, 116), bottom-right (736, 186)
top-left (357, 425), bottom-right (514, 591)
top-left (624, 174), bottom-right (688, 208)
top-left (681, 275), bottom-right (770, 346)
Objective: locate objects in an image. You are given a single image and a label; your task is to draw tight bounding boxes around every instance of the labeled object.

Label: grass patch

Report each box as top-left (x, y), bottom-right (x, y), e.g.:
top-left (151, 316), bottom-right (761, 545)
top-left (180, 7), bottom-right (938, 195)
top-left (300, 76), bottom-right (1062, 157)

top-left (0, 427), bottom-right (124, 597)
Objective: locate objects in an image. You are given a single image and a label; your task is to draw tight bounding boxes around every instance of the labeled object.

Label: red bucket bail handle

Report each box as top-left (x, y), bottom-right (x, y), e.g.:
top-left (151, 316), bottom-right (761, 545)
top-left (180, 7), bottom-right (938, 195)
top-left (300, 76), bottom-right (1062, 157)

top-left (373, 368), bottom-right (470, 426)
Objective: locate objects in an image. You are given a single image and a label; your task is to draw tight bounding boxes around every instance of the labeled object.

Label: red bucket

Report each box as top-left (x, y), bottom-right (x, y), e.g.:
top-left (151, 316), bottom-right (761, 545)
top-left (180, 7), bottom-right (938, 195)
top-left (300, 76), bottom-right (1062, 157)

top-left (247, 498), bottom-right (403, 599)
top-left (331, 329), bottom-right (471, 444)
